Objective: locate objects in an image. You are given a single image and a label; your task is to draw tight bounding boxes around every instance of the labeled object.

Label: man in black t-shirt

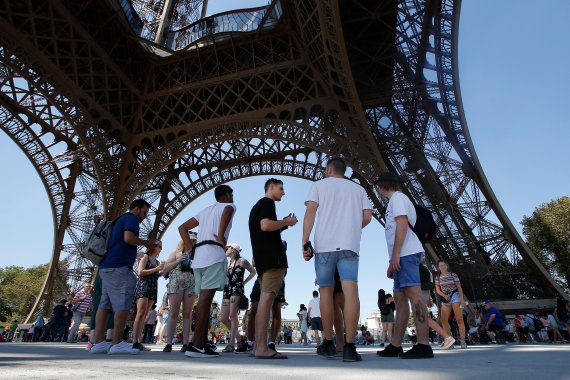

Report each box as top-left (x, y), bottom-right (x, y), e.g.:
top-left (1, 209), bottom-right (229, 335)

top-left (248, 178), bottom-right (297, 359)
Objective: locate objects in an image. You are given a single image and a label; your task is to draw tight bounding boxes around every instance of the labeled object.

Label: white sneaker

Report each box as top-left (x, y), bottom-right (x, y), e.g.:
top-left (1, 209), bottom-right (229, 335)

top-left (88, 341), bottom-right (112, 354)
top-left (108, 341), bottom-right (141, 355)
top-left (441, 336), bottom-right (456, 350)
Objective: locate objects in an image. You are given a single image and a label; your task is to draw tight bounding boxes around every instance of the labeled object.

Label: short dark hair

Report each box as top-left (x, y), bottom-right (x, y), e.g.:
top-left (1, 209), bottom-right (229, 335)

top-left (326, 157), bottom-right (347, 175)
top-left (214, 185), bottom-right (233, 201)
top-left (264, 178), bottom-right (283, 192)
top-left (129, 199), bottom-right (151, 210)
top-left (313, 290), bottom-right (319, 297)
top-left (375, 172), bottom-right (400, 192)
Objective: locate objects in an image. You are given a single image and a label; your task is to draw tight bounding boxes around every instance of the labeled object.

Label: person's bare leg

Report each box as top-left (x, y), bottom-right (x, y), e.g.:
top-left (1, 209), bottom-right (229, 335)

top-left (428, 319), bottom-right (450, 338)
top-left (391, 291), bottom-right (409, 348)
top-left (192, 289), bottom-right (216, 347)
top-left (229, 296), bottom-right (240, 348)
top-left (271, 301), bottom-right (282, 342)
top-left (439, 305), bottom-right (452, 336)
top-left (94, 308), bottom-right (111, 343)
top-left (247, 302), bottom-right (258, 354)
top-left (182, 294), bottom-right (195, 345)
top-left (333, 292), bottom-right (345, 352)
top-left (167, 293), bottom-right (183, 344)
top-left (317, 286), bottom-right (334, 342)
top-left (403, 286), bottom-right (429, 345)
top-left (451, 302), bottom-right (466, 344)
top-left (220, 299), bottom-right (231, 333)
top-left (340, 280), bottom-right (359, 344)
top-left (111, 310), bottom-right (129, 345)
top-left (386, 322), bottom-right (394, 343)
top-left (255, 292), bottom-right (286, 358)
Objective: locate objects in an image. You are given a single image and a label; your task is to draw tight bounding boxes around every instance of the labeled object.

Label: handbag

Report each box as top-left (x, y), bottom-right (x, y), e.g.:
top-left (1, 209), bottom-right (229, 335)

top-left (239, 294), bottom-right (249, 310)
top-left (71, 303), bottom-right (80, 312)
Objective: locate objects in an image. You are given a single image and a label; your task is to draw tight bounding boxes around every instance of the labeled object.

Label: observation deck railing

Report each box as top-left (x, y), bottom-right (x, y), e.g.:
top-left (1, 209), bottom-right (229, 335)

top-left (166, 1), bottom-right (282, 50)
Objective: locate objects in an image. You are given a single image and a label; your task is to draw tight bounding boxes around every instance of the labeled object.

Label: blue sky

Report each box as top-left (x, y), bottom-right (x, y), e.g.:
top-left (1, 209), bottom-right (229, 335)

top-left (1, 0), bottom-right (568, 321)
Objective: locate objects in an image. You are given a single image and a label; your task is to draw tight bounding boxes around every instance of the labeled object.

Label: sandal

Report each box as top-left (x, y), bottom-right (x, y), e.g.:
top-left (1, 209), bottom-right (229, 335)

top-left (222, 345), bottom-right (235, 353)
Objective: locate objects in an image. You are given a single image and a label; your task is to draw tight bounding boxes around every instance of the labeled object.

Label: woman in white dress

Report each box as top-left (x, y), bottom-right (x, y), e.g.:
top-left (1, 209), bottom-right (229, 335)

top-left (297, 304), bottom-right (309, 346)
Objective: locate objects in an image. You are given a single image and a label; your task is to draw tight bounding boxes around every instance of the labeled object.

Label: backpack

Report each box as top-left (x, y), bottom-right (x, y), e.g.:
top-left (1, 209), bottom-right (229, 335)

top-left (409, 205), bottom-right (437, 243)
top-left (81, 216), bottom-right (121, 265)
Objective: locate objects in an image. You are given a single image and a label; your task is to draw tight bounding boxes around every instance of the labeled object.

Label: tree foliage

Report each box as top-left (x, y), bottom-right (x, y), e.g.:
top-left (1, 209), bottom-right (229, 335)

top-left (0, 265), bottom-right (49, 323)
top-left (522, 196), bottom-right (570, 290)
top-left (0, 264), bottom-right (69, 323)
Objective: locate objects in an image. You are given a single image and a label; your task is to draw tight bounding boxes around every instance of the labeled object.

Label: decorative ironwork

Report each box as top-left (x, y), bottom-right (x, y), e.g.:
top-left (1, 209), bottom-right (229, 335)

top-left (0, 0), bottom-right (565, 320)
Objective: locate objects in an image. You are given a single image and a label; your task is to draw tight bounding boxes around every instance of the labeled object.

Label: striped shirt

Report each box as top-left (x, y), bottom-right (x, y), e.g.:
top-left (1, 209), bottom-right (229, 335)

top-left (435, 272), bottom-right (459, 295)
top-left (73, 289), bottom-right (92, 313)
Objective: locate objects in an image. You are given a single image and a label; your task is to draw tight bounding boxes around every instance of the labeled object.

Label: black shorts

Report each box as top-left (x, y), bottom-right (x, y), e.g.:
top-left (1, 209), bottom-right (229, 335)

top-left (311, 317), bottom-right (323, 331)
top-left (250, 279), bottom-right (285, 303)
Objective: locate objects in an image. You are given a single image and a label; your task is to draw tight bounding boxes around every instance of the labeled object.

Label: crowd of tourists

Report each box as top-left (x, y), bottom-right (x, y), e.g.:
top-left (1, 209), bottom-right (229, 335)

top-left (5, 158), bottom-right (570, 362)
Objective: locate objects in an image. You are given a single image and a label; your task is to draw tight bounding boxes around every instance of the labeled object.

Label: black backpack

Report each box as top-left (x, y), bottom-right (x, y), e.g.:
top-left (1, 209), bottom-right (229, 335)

top-left (409, 205), bottom-right (437, 243)
top-left (531, 316), bottom-right (543, 331)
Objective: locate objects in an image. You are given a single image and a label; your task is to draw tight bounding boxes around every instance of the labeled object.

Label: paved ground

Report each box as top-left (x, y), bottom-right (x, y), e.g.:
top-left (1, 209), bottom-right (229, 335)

top-left (0, 342), bottom-right (569, 379)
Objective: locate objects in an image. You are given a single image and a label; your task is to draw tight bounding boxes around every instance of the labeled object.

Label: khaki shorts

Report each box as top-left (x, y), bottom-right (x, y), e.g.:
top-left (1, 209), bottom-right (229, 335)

top-left (260, 268), bottom-right (286, 295)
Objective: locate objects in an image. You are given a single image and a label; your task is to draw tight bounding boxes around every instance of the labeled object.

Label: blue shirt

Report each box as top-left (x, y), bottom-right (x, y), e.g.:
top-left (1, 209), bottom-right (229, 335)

top-left (484, 306), bottom-right (506, 328)
top-left (99, 213), bottom-right (140, 269)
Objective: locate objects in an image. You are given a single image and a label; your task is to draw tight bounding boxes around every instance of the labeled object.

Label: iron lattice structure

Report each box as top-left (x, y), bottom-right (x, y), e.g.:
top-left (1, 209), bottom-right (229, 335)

top-left (0, 0), bottom-right (564, 321)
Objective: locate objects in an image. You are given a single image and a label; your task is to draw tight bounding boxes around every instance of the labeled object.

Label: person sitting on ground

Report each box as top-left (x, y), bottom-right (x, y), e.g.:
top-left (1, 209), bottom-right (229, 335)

top-left (540, 312), bottom-right (566, 343)
top-left (514, 312), bottom-right (530, 343)
top-left (481, 300), bottom-right (506, 344)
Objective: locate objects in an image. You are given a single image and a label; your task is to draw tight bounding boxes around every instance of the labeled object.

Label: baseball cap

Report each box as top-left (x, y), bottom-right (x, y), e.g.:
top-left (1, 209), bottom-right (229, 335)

top-left (375, 171), bottom-right (400, 184)
top-left (226, 243), bottom-right (242, 252)
top-left (482, 300), bottom-right (490, 306)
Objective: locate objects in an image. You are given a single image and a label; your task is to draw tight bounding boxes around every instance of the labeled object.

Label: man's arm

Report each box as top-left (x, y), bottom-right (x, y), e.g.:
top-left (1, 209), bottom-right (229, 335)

top-left (124, 231), bottom-right (153, 250)
top-left (179, 217), bottom-right (199, 252)
top-left (260, 217), bottom-right (295, 232)
top-left (387, 215), bottom-right (409, 277)
top-left (215, 206), bottom-right (235, 247)
top-left (362, 209), bottom-right (372, 228)
top-left (302, 201), bottom-right (318, 243)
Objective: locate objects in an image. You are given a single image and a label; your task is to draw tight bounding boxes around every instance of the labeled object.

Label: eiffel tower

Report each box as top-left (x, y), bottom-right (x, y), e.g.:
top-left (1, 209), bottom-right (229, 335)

top-left (0, 0), bottom-right (565, 321)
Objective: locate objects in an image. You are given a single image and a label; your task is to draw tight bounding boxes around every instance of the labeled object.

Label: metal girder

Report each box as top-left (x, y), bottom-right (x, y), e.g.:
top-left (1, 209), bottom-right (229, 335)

top-left (0, 0), bottom-right (565, 322)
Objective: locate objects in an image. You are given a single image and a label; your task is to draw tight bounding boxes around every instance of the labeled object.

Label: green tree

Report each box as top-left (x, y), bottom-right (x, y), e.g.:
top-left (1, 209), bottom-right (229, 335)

top-left (0, 265), bottom-right (49, 322)
top-left (522, 196), bottom-right (570, 289)
top-left (0, 264), bottom-right (67, 322)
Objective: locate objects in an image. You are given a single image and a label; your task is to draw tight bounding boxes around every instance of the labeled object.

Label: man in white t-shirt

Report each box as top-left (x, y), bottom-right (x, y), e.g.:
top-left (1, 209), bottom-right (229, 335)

top-left (375, 172), bottom-right (433, 359)
top-left (178, 184), bottom-right (236, 358)
top-left (307, 290), bottom-right (323, 345)
top-left (302, 157), bottom-right (373, 362)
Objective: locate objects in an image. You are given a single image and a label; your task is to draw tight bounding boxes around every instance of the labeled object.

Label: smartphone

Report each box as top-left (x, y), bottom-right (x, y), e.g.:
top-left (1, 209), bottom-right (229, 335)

top-left (304, 241), bottom-right (314, 259)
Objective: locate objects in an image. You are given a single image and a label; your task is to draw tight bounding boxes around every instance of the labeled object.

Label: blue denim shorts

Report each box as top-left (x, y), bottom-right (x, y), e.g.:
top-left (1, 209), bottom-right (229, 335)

top-left (393, 252), bottom-right (424, 293)
top-left (315, 250), bottom-right (359, 286)
top-left (441, 290), bottom-right (461, 305)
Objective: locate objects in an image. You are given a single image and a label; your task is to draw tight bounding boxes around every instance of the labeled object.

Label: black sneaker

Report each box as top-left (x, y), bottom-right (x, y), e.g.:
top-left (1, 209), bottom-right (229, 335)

top-left (235, 341), bottom-right (253, 354)
top-left (377, 344), bottom-right (403, 357)
top-left (317, 340), bottom-right (336, 358)
top-left (206, 342), bottom-right (217, 352)
top-left (398, 343), bottom-right (434, 359)
top-left (132, 342), bottom-right (149, 351)
top-left (342, 344), bottom-right (362, 362)
top-left (180, 344), bottom-right (188, 352)
top-left (184, 343), bottom-right (219, 358)
top-left (163, 344), bottom-right (172, 352)
top-left (268, 342), bottom-right (276, 351)
top-left (379, 343), bottom-right (385, 348)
